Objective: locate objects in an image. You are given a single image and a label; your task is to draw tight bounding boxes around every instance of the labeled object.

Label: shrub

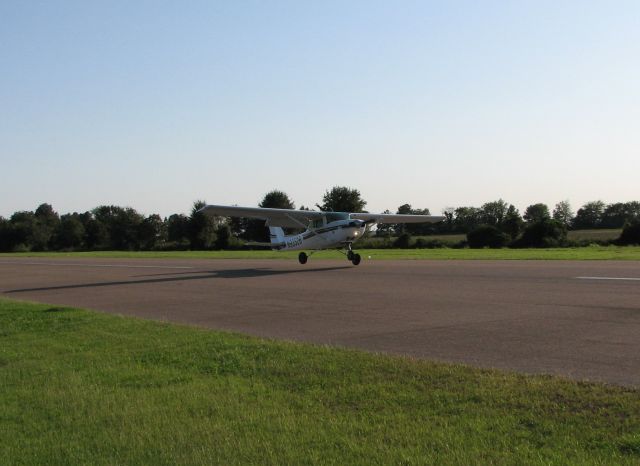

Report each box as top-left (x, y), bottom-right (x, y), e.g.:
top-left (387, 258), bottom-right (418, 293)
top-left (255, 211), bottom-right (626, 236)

top-left (515, 219), bottom-right (567, 248)
top-left (393, 233), bottom-right (412, 249)
top-left (618, 222), bottom-right (640, 245)
top-left (414, 238), bottom-right (447, 249)
top-left (467, 225), bottom-right (509, 249)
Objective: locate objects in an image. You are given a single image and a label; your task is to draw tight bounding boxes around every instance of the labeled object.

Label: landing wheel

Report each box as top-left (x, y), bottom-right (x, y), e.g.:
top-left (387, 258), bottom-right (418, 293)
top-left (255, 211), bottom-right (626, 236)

top-left (347, 250), bottom-right (354, 260)
top-left (351, 253), bottom-right (361, 266)
top-left (298, 252), bottom-right (308, 264)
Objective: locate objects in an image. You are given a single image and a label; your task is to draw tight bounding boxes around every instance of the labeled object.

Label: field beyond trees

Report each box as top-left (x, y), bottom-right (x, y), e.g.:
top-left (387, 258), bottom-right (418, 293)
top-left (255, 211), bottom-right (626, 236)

top-left (1, 298), bottom-right (639, 465)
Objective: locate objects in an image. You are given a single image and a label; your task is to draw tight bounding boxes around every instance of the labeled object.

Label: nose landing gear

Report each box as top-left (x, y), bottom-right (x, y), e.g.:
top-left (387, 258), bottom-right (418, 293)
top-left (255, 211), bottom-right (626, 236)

top-left (298, 252), bottom-right (308, 264)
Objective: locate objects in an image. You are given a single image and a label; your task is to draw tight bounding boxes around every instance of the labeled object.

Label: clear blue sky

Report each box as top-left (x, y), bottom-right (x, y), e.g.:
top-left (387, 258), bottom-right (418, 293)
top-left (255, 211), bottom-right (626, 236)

top-left (2, 1), bottom-right (639, 217)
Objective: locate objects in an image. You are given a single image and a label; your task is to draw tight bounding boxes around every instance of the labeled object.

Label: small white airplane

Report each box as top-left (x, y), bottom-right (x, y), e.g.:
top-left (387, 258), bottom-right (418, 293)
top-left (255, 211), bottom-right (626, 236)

top-left (199, 204), bottom-right (445, 265)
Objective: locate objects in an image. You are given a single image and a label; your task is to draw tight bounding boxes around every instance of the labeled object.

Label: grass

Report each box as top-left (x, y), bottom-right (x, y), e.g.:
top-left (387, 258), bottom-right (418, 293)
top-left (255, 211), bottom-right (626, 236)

top-left (568, 229), bottom-right (622, 241)
top-left (361, 229), bottom-right (623, 248)
top-left (411, 229), bottom-right (623, 243)
top-left (2, 245), bottom-right (640, 260)
top-left (1, 298), bottom-right (639, 465)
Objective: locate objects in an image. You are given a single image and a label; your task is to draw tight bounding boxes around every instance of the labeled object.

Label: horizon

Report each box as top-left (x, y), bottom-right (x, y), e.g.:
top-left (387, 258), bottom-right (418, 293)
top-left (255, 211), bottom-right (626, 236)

top-left (2, 193), bottom-right (635, 220)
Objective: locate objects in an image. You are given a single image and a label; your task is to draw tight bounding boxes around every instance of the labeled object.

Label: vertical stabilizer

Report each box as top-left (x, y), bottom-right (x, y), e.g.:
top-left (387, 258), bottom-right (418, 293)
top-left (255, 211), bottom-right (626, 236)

top-left (269, 226), bottom-right (285, 245)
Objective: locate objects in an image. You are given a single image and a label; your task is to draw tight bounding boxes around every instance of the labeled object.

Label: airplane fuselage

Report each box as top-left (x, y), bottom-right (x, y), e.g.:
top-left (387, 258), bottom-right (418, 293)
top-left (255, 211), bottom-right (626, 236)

top-left (277, 219), bottom-right (366, 251)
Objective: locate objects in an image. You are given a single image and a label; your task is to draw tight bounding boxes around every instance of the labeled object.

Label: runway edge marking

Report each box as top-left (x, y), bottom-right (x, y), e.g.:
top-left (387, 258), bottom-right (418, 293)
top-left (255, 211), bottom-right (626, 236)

top-left (576, 276), bottom-right (640, 281)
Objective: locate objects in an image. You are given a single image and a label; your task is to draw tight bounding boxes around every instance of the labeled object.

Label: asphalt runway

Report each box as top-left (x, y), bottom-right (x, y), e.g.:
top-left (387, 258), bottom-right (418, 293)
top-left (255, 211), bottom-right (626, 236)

top-left (1, 257), bottom-right (639, 386)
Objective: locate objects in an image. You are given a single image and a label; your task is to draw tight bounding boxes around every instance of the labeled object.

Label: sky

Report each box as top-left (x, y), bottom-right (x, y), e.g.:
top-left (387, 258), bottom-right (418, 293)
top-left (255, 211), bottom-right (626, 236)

top-left (1, 1), bottom-right (639, 218)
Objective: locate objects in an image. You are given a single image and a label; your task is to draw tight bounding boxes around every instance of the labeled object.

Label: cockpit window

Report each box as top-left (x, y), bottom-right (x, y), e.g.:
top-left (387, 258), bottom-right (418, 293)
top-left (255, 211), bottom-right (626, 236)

top-left (325, 213), bottom-right (349, 223)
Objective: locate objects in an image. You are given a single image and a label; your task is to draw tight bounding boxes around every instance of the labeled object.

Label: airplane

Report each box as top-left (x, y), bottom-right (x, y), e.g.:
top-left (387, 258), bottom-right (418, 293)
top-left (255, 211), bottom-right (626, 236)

top-left (198, 204), bottom-right (445, 265)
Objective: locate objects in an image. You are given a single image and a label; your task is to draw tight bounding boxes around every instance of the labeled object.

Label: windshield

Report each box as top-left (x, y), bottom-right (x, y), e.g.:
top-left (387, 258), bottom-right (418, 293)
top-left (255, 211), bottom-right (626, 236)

top-left (325, 213), bottom-right (349, 223)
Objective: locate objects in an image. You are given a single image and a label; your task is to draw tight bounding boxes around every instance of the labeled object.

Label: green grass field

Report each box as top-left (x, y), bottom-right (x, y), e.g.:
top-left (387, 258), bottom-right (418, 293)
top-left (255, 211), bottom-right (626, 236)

top-left (358, 229), bottom-right (623, 248)
top-left (1, 298), bottom-right (639, 465)
top-left (2, 245), bottom-right (640, 261)
top-left (568, 229), bottom-right (622, 241)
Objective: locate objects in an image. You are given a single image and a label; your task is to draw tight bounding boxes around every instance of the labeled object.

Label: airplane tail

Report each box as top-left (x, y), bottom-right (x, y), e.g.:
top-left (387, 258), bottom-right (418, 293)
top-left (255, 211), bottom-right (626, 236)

top-left (269, 226), bottom-right (285, 245)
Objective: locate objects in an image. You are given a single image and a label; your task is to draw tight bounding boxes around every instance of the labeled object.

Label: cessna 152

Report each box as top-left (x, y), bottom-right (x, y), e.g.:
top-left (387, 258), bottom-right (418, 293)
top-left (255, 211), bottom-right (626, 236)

top-left (199, 204), bottom-right (445, 266)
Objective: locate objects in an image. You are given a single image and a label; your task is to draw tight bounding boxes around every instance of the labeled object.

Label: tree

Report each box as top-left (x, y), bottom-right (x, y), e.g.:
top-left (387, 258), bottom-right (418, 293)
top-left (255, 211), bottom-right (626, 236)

top-left (523, 203), bottom-right (550, 224)
top-left (189, 200), bottom-right (218, 249)
top-left (601, 202), bottom-right (640, 229)
top-left (453, 207), bottom-right (483, 233)
top-left (93, 205), bottom-right (144, 249)
top-left (442, 207), bottom-right (455, 233)
top-left (480, 199), bottom-right (508, 226)
top-left (375, 209), bottom-right (394, 237)
top-left (215, 223), bottom-right (232, 249)
top-left (516, 218), bottom-right (567, 248)
top-left (467, 225), bottom-right (509, 248)
top-left (0, 217), bottom-right (14, 252)
top-left (228, 215), bottom-right (247, 237)
top-left (260, 190), bottom-right (295, 210)
top-left (167, 214), bottom-right (190, 244)
top-left (501, 205), bottom-right (524, 240)
top-left (245, 190), bottom-right (296, 242)
top-left (138, 214), bottom-right (166, 250)
top-left (573, 201), bottom-right (605, 229)
top-left (9, 211), bottom-right (37, 251)
top-left (552, 200), bottom-right (574, 228)
top-left (393, 204), bottom-right (432, 235)
top-left (33, 203), bottom-right (60, 250)
top-left (53, 214), bottom-right (85, 250)
top-left (316, 186), bottom-right (366, 213)
top-left (82, 215), bottom-right (109, 249)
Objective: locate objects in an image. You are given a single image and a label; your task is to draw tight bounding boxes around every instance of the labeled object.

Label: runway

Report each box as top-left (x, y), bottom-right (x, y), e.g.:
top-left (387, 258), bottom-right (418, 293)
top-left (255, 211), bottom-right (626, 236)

top-left (1, 257), bottom-right (639, 386)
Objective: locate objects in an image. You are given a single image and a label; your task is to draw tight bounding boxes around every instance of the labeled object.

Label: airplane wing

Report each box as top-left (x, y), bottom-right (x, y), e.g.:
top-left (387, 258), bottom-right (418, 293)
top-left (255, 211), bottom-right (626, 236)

top-left (350, 213), bottom-right (446, 224)
top-left (198, 204), bottom-right (324, 228)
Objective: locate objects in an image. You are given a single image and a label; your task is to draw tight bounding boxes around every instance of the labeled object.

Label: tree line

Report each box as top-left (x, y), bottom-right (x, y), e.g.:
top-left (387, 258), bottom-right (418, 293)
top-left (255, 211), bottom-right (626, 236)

top-left (379, 199), bottom-right (640, 248)
top-left (0, 187), bottom-right (364, 252)
top-left (1, 188), bottom-right (639, 252)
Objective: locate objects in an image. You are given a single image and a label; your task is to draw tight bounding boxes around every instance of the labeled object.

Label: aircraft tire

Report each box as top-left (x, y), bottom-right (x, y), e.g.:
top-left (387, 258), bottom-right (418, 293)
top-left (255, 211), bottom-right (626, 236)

top-left (298, 252), bottom-right (308, 264)
top-left (351, 253), bottom-right (361, 266)
top-left (347, 250), bottom-right (354, 260)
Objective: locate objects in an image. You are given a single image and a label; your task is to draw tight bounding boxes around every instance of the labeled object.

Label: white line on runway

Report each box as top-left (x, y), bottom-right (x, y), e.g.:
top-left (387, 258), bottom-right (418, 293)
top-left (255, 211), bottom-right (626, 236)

top-left (0, 261), bottom-right (194, 270)
top-left (576, 276), bottom-right (640, 281)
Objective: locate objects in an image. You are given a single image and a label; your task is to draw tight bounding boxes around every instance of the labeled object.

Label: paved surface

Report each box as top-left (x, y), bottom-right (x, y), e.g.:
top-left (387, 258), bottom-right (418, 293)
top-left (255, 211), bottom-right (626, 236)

top-left (1, 257), bottom-right (639, 386)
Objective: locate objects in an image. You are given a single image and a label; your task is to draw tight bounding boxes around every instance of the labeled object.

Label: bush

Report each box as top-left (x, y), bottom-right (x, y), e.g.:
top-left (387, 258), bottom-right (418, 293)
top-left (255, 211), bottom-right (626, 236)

top-left (618, 222), bottom-right (640, 245)
top-left (393, 233), bottom-right (412, 249)
top-left (467, 225), bottom-right (509, 249)
top-left (515, 219), bottom-right (567, 248)
top-left (414, 238), bottom-right (446, 249)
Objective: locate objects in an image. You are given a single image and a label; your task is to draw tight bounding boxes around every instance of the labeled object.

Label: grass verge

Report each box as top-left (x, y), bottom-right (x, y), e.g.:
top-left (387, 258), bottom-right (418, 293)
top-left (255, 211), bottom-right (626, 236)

top-left (1, 245), bottom-right (640, 261)
top-left (1, 298), bottom-right (639, 465)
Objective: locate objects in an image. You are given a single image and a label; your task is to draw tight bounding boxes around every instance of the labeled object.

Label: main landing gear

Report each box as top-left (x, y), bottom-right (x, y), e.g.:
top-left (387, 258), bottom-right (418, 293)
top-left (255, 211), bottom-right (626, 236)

top-left (298, 250), bottom-right (361, 265)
